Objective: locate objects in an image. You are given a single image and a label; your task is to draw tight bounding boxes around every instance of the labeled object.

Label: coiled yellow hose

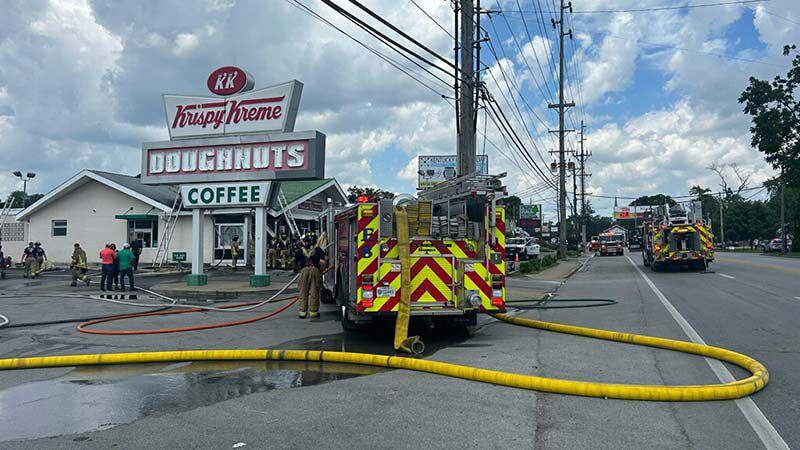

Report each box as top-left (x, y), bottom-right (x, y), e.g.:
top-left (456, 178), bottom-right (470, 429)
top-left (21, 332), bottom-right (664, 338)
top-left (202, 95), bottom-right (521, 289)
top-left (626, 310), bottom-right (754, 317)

top-left (0, 312), bottom-right (768, 401)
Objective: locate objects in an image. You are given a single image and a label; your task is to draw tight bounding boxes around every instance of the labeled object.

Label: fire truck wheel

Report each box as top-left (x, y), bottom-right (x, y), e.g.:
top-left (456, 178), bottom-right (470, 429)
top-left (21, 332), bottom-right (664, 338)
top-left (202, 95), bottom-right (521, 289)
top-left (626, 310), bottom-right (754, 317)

top-left (340, 305), bottom-right (360, 331)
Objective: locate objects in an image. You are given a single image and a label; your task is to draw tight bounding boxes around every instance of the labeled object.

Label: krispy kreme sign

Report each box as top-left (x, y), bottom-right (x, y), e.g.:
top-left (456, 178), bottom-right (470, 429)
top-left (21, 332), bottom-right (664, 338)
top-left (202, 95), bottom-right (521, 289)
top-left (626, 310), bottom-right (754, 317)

top-left (141, 131), bottom-right (325, 185)
top-left (163, 79), bottom-right (303, 139)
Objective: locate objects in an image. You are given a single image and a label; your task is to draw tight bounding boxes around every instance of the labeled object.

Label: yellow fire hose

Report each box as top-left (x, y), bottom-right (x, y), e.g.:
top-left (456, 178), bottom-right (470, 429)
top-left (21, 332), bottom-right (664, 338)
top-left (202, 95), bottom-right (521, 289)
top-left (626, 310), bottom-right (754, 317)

top-left (393, 206), bottom-right (424, 355)
top-left (0, 206), bottom-right (770, 401)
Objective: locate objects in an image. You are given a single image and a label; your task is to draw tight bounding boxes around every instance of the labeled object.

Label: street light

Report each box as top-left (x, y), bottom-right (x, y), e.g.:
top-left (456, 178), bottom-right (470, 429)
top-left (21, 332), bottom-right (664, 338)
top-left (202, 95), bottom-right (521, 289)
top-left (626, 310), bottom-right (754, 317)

top-left (12, 171), bottom-right (36, 195)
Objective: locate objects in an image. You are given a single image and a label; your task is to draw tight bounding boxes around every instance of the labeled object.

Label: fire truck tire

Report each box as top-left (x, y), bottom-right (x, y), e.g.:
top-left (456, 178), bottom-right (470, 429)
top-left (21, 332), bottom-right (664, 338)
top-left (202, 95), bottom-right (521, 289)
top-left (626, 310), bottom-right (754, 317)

top-left (340, 305), bottom-right (360, 331)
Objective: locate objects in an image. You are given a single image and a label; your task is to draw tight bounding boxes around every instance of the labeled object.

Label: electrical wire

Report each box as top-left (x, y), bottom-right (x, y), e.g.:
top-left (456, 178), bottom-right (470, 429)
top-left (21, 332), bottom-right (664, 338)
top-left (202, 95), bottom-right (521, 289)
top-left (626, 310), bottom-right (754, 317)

top-left (407, 0), bottom-right (454, 38)
top-left (509, 0), bottom-right (770, 14)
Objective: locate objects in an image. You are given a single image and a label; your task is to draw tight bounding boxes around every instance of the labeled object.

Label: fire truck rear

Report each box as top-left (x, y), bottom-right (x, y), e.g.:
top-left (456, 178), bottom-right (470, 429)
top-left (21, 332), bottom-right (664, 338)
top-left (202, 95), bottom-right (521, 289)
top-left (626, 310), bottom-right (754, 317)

top-left (642, 201), bottom-right (714, 271)
top-left (331, 174), bottom-right (507, 330)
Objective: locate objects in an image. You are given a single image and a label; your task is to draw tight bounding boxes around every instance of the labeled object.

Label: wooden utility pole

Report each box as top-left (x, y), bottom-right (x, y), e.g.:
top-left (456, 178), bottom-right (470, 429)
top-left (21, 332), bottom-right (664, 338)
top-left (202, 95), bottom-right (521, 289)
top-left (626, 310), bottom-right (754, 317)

top-left (457, 0), bottom-right (477, 176)
top-left (548, 0), bottom-right (574, 259)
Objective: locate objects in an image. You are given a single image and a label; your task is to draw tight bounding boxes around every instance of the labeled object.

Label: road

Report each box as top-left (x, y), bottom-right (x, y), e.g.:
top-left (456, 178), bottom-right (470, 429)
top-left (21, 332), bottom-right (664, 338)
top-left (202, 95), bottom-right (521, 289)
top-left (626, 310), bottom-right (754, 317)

top-left (0, 252), bottom-right (797, 448)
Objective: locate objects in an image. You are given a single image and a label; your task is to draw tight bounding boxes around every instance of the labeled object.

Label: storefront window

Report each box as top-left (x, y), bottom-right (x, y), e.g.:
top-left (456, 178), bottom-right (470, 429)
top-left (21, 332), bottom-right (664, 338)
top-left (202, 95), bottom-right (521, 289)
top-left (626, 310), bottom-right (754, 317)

top-left (128, 220), bottom-right (158, 247)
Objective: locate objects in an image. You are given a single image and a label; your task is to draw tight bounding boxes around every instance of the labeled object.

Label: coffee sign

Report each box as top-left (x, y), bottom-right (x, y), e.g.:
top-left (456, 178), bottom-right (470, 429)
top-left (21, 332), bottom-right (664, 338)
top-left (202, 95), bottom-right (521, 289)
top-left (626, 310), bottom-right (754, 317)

top-left (163, 79), bottom-right (303, 140)
top-left (181, 182), bottom-right (271, 208)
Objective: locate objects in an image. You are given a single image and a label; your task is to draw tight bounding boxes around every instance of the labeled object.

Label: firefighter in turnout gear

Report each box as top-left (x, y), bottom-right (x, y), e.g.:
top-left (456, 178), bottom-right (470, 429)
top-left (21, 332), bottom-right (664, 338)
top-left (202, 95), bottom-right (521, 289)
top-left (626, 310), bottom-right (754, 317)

top-left (295, 233), bottom-right (327, 319)
top-left (231, 236), bottom-right (240, 271)
top-left (70, 243), bottom-right (91, 287)
top-left (31, 242), bottom-right (47, 277)
top-left (22, 242), bottom-right (35, 278)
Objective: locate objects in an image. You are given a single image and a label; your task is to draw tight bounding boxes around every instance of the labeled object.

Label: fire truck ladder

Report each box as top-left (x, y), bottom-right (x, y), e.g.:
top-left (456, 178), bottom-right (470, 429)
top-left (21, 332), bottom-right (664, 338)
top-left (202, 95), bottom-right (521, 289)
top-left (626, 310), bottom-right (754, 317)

top-left (152, 190), bottom-right (182, 270)
top-left (277, 188), bottom-right (300, 237)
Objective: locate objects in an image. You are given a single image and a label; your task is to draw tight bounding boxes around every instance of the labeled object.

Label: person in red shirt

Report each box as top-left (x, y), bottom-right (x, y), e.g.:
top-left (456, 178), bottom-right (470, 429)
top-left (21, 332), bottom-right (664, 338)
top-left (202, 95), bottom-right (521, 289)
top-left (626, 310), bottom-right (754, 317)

top-left (99, 243), bottom-right (116, 292)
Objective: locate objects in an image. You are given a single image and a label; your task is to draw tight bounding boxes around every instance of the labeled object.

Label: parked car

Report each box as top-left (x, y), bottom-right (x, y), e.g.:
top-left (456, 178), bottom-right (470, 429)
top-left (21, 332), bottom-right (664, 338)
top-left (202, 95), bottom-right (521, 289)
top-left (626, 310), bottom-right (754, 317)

top-left (762, 238), bottom-right (784, 253)
top-left (506, 237), bottom-right (540, 260)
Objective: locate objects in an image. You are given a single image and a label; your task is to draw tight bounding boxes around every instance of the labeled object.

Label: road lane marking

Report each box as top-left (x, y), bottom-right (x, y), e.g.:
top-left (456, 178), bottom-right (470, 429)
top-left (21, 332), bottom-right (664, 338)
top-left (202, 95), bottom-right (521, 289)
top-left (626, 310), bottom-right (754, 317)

top-left (626, 256), bottom-right (788, 450)
top-left (714, 256), bottom-right (800, 274)
top-left (718, 273), bottom-right (736, 280)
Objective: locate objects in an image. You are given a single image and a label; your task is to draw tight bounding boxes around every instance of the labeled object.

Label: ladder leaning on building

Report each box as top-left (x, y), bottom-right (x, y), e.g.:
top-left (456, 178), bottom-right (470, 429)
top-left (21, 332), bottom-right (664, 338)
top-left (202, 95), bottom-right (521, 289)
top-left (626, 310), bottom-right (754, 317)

top-left (151, 190), bottom-right (182, 270)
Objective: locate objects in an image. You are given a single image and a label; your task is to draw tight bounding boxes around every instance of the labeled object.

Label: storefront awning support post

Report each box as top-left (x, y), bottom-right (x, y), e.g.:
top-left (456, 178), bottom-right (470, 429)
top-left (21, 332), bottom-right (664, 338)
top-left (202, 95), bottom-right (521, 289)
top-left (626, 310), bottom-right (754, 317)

top-left (250, 206), bottom-right (271, 287)
top-left (187, 208), bottom-right (207, 286)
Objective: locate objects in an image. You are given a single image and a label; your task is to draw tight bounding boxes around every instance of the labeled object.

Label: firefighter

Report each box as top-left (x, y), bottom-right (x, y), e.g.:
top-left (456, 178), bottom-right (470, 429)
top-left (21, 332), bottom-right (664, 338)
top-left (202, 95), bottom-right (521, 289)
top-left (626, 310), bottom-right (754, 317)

top-left (295, 232), bottom-right (327, 319)
top-left (70, 243), bottom-right (91, 287)
top-left (21, 242), bottom-right (35, 278)
top-left (231, 236), bottom-right (240, 271)
top-left (279, 238), bottom-right (291, 269)
top-left (268, 239), bottom-right (278, 269)
top-left (0, 244), bottom-right (7, 279)
top-left (31, 241), bottom-right (47, 277)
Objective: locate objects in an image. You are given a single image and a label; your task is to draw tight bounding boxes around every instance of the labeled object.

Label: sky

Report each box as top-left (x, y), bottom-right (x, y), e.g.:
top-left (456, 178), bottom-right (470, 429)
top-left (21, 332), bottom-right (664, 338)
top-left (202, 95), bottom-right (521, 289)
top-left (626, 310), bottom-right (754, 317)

top-left (1, 0), bottom-right (799, 221)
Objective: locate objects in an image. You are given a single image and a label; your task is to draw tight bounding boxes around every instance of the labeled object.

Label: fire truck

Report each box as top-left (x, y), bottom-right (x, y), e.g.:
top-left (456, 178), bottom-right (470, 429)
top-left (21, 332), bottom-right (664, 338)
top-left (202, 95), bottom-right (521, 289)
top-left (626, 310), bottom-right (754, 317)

top-left (328, 174), bottom-right (508, 330)
top-left (642, 201), bottom-right (715, 271)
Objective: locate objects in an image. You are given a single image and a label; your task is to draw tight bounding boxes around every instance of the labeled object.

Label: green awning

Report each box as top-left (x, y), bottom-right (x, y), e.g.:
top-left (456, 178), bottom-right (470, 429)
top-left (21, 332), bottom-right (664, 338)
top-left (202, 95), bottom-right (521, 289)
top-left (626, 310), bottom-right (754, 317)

top-left (115, 214), bottom-right (158, 220)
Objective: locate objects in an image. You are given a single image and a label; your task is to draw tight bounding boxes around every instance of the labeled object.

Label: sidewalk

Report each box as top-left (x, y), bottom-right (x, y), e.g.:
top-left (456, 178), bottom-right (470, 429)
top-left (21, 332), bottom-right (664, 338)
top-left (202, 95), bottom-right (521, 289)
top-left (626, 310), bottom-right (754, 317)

top-left (149, 269), bottom-right (299, 299)
top-left (506, 256), bottom-right (587, 302)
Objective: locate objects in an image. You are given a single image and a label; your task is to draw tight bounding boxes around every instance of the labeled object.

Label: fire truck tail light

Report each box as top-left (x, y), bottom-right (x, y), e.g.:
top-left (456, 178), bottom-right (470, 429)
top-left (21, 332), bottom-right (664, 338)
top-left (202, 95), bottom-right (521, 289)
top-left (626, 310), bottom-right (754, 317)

top-left (362, 298), bottom-right (374, 307)
top-left (362, 289), bottom-right (374, 300)
top-left (361, 275), bottom-right (374, 284)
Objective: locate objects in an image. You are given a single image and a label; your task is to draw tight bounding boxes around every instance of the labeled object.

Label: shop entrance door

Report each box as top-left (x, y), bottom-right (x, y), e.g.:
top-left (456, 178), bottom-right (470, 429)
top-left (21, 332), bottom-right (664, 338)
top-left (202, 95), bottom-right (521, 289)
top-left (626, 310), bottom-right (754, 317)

top-left (215, 223), bottom-right (245, 266)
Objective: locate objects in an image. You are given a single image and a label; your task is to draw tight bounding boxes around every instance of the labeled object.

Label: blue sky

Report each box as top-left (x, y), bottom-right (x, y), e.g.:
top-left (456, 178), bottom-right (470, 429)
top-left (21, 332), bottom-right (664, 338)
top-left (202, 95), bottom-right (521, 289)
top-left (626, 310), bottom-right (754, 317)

top-left (1, 0), bottom-right (799, 222)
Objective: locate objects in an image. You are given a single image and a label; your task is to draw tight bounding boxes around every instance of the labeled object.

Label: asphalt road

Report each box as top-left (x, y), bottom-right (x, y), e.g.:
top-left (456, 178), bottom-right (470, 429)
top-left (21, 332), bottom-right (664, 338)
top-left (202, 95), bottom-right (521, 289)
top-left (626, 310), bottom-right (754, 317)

top-left (0, 253), bottom-right (797, 449)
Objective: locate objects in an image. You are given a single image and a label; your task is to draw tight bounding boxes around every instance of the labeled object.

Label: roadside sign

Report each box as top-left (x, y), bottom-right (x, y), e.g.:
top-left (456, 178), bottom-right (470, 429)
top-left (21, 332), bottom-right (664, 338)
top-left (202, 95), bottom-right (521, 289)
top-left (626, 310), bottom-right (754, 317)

top-left (172, 251), bottom-right (187, 262)
top-left (141, 130), bottom-right (325, 184)
top-left (520, 204), bottom-right (541, 219)
top-left (418, 155), bottom-right (488, 189)
top-left (180, 182), bottom-right (271, 208)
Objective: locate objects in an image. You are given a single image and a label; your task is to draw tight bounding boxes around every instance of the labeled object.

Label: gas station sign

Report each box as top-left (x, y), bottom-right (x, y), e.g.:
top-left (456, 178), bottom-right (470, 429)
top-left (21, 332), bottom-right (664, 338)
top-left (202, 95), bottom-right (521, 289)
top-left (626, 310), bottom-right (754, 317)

top-left (181, 182), bottom-right (271, 208)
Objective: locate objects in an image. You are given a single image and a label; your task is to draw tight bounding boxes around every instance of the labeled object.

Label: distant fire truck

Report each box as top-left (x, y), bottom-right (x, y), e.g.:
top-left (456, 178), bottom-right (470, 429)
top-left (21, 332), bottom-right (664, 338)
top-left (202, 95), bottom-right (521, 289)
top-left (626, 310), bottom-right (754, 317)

top-left (642, 201), bottom-right (714, 271)
top-left (328, 174), bottom-right (508, 330)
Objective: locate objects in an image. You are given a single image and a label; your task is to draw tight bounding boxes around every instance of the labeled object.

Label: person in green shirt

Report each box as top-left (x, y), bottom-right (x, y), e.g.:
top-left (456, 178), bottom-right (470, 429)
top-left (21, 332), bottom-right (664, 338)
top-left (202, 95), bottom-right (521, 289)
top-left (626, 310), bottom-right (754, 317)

top-left (117, 243), bottom-right (136, 291)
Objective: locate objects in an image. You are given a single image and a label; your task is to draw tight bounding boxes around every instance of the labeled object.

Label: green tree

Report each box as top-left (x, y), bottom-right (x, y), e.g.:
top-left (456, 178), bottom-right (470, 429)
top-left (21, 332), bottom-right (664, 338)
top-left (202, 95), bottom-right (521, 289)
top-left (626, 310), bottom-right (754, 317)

top-left (629, 194), bottom-right (676, 207)
top-left (739, 44), bottom-right (800, 187)
top-left (503, 196), bottom-right (522, 221)
top-left (346, 186), bottom-right (395, 203)
top-left (0, 191), bottom-right (44, 209)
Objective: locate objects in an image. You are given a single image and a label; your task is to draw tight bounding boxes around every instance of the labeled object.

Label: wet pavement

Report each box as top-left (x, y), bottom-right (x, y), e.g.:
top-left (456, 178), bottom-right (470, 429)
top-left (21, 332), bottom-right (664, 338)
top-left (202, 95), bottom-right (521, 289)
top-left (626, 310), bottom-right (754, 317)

top-left (0, 360), bottom-right (387, 441)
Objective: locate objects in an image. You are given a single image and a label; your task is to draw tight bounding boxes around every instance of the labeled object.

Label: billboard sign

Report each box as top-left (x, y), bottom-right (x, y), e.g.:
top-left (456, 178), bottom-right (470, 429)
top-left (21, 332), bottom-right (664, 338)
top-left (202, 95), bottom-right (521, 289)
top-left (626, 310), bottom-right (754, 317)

top-left (163, 80), bottom-right (303, 140)
top-left (181, 182), bottom-right (271, 208)
top-left (141, 131), bottom-right (325, 185)
top-left (520, 204), bottom-right (542, 220)
top-left (613, 206), bottom-right (651, 220)
top-left (418, 155), bottom-right (489, 189)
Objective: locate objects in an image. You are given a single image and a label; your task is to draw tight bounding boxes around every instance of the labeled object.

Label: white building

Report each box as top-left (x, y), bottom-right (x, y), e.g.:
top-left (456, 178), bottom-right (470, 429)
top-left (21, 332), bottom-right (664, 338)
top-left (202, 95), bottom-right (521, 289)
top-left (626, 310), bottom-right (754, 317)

top-left (3, 169), bottom-right (346, 265)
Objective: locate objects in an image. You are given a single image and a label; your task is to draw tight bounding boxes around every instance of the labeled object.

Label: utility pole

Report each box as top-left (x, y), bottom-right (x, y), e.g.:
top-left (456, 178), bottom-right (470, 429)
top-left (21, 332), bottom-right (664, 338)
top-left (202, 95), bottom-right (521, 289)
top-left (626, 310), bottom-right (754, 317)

top-left (571, 161), bottom-right (577, 241)
top-left (781, 168), bottom-right (787, 253)
top-left (719, 192), bottom-right (725, 246)
top-left (457, 0), bottom-right (477, 177)
top-left (577, 120), bottom-right (590, 246)
top-left (548, 0), bottom-right (574, 259)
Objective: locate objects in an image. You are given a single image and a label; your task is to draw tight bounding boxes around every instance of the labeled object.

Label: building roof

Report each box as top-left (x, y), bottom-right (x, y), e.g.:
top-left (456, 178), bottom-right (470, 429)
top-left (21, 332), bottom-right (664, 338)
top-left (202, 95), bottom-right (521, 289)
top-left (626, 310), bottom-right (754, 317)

top-left (87, 170), bottom-right (178, 207)
top-left (269, 178), bottom-right (347, 217)
top-left (15, 169), bottom-right (346, 222)
top-left (16, 170), bottom-right (176, 221)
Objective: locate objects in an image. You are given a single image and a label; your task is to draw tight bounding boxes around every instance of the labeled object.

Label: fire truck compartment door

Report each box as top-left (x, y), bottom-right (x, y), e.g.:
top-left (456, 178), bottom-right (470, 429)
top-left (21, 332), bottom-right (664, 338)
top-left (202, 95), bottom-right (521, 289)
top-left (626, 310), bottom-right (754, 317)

top-left (409, 256), bottom-right (454, 305)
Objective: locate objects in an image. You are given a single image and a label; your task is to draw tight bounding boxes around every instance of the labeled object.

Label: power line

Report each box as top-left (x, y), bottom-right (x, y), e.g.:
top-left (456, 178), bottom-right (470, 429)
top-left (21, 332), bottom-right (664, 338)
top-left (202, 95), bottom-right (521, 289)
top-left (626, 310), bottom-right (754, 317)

top-left (507, 0), bottom-right (770, 14)
top-left (407, 0), bottom-right (454, 38)
top-left (287, 0), bottom-right (450, 96)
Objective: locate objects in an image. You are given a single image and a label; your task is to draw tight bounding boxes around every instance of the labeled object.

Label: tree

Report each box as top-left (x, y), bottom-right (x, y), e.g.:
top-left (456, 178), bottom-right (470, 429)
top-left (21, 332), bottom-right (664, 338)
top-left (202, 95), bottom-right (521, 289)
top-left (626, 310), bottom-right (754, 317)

top-left (629, 194), bottom-right (676, 207)
top-left (708, 163), bottom-right (751, 196)
top-left (739, 44), bottom-right (800, 188)
top-left (503, 196), bottom-right (522, 221)
top-left (0, 191), bottom-right (44, 209)
top-left (346, 186), bottom-right (395, 203)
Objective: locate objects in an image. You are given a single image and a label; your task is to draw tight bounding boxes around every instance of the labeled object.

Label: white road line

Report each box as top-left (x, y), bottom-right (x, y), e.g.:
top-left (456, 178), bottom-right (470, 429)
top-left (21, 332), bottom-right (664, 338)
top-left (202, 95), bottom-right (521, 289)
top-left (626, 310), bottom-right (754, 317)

top-left (625, 256), bottom-right (788, 450)
top-left (718, 273), bottom-right (736, 280)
